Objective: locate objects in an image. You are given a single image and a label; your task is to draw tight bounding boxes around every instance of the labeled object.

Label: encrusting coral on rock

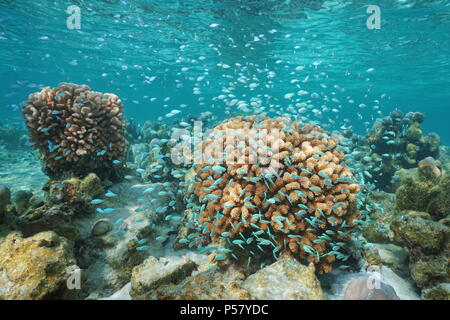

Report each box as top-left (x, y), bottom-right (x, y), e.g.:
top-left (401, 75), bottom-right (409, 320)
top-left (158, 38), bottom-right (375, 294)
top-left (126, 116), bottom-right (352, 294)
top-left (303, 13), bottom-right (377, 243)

top-left (363, 110), bottom-right (440, 191)
top-left (181, 116), bottom-right (361, 274)
top-left (389, 158), bottom-right (450, 299)
top-left (22, 82), bottom-right (127, 181)
top-left (15, 173), bottom-right (104, 239)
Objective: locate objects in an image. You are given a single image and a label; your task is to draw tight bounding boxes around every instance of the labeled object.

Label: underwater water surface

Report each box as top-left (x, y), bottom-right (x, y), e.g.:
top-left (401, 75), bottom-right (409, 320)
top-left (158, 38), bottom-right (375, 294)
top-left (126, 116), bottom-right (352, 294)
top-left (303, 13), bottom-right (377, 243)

top-left (0, 0), bottom-right (449, 302)
top-left (1, 0), bottom-right (449, 141)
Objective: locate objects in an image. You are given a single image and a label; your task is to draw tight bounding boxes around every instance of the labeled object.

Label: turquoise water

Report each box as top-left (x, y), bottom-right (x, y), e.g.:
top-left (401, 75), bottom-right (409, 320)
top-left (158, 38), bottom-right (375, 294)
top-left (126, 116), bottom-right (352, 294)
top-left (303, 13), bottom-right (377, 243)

top-left (1, 0), bottom-right (449, 142)
top-left (1, 1), bottom-right (450, 301)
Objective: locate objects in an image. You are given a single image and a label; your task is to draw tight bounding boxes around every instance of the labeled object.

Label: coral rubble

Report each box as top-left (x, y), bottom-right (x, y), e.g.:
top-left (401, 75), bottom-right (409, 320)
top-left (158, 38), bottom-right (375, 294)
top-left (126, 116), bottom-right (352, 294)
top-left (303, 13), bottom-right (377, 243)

top-left (131, 254), bottom-right (325, 300)
top-left (22, 82), bottom-right (127, 180)
top-left (131, 256), bottom-right (198, 299)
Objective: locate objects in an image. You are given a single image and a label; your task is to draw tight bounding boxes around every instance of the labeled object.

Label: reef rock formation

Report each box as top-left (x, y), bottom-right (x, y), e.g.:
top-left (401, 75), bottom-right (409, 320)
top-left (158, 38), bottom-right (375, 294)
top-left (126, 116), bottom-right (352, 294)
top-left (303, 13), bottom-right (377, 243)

top-left (131, 256), bottom-right (198, 299)
top-left (390, 160), bottom-right (450, 298)
top-left (364, 110), bottom-right (440, 191)
top-left (132, 254), bottom-right (325, 300)
top-left (392, 215), bottom-right (448, 254)
top-left (396, 157), bottom-right (449, 220)
top-left (22, 82), bottom-right (127, 180)
top-left (390, 215), bottom-right (449, 293)
top-left (16, 173), bottom-right (104, 239)
top-left (0, 231), bottom-right (76, 300)
top-left (182, 116), bottom-right (361, 274)
top-left (241, 255), bottom-right (325, 300)
top-left (422, 283), bottom-right (450, 300)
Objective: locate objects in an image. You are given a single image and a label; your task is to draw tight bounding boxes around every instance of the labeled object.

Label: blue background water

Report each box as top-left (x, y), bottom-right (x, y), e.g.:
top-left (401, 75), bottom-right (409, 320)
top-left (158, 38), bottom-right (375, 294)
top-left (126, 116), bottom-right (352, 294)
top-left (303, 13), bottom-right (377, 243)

top-left (1, 0), bottom-right (449, 143)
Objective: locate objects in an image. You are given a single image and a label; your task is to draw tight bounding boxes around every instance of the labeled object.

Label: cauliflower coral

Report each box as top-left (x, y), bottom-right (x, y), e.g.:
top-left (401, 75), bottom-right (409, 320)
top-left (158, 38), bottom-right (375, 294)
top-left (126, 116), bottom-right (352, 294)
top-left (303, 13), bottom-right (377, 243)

top-left (22, 82), bottom-right (126, 180)
top-left (185, 116), bottom-right (360, 274)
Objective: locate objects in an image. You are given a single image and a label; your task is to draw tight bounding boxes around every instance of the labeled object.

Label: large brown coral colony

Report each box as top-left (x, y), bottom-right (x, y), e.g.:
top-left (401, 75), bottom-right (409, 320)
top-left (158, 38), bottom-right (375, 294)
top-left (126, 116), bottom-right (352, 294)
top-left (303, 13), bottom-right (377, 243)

top-left (186, 116), bottom-right (360, 274)
top-left (22, 82), bottom-right (126, 180)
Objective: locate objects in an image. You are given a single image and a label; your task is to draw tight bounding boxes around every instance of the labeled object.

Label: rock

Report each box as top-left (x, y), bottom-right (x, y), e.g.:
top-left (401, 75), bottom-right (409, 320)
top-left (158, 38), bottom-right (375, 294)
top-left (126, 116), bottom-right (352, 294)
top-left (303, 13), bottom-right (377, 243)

top-left (421, 283), bottom-right (450, 300)
top-left (403, 210), bottom-right (432, 220)
top-left (410, 256), bottom-right (449, 288)
top-left (0, 185), bottom-right (11, 211)
top-left (375, 244), bottom-right (409, 277)
top-left (364, 247), bottom-right (381, 266)
top-left (439, 216), bottom-right (450, 227)
top-left (139, 265), bottom-right (249, 300)
top-left (418, 157), bottom-right (442, 181)
top-left (12, 190), bottom-right (33, 214)
top-left (91, 219), bottom-right (112, 237)
top-left (16, 203), bottom-right (80, 238)
top-left (78, 173), bottom-right (104, 202)
top-left (107, 237), bottom-right (146, 273)
top-left (364, 111), bottom-right (439, 192)
top-left (0, 231), bottom-right (76, 299)
top-left (241, 255), bottom-right (325, 300)
top-left (343, 276), bottom-right (400, 300)
top-left (391, 215), bottom-right (449, 253)
top-left (46, 173), bottom-right (104, 205)
top-left (78, 231), bottom-right (149, 298)
top-left (71, 180), bottom-right (169, 298)
top-left (396, 177), bottom-right (439, 213)
top-left (131, 256), bottom-right (198, 299)
top-left (16, 174), bottom-right (104, 239)
top-left (396, 167), bottom-right (449, 220)
top-left (29, 195), bottom-right (44, 209)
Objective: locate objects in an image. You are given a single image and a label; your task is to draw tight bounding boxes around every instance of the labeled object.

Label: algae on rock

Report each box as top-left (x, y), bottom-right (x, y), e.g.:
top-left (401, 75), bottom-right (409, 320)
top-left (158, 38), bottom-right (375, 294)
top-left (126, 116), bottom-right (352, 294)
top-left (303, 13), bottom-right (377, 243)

top-left (0, 231), bottom-right (77, 300)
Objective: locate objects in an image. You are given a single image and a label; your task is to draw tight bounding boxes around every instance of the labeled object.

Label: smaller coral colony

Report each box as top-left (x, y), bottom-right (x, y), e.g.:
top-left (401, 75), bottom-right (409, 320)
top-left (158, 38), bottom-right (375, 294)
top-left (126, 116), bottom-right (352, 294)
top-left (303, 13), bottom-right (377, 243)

top-left (22, 83), bottom-right (127, 180)
top-left (0, 82), bottom-right (448, 300)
